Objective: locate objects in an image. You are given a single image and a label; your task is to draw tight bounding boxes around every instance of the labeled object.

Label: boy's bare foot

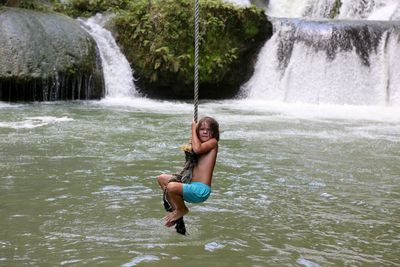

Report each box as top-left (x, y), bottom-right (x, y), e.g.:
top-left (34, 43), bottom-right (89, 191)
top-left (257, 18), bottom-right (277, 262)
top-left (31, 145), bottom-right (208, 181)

top-left (164, 219), bottom-right (177, 228)
top-left (164, 209), bottom-right (188, 227)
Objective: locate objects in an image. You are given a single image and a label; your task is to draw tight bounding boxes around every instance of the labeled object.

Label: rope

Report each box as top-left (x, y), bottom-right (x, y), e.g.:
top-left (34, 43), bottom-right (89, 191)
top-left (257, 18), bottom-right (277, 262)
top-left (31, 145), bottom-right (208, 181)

top-left (194, 0), bottom-right (199, 122)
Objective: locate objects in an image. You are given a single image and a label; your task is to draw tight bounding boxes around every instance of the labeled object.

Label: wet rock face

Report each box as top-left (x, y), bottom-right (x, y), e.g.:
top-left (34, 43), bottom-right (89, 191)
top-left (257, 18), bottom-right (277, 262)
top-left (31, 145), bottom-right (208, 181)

top-left (276, 19), bottom-right (400, 71)
top-left (0, 7), bottom-right (104, 101)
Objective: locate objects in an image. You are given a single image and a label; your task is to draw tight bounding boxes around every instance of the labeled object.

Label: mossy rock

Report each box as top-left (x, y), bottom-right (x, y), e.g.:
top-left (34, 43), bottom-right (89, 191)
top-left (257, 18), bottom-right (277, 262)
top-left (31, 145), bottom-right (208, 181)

top-left (0, 7), bottom-right (104, 101)
top-left (112, 0), bottom-right (272, 99)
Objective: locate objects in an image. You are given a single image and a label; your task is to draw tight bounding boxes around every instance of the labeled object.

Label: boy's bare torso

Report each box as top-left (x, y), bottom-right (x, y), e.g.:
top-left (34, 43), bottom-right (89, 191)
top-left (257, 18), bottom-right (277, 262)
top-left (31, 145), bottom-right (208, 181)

top-left (192, 145), bottom-right (218, 186)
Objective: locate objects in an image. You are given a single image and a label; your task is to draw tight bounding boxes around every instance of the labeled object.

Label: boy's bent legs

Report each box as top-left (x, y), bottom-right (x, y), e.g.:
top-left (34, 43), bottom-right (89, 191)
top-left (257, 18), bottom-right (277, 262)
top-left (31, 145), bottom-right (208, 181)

top-left (158, 174), bottom-right (174, 214)
top-left (157, 174), bottom-right (173, 190)
top-left (164, 182), bottom-right (188, 227)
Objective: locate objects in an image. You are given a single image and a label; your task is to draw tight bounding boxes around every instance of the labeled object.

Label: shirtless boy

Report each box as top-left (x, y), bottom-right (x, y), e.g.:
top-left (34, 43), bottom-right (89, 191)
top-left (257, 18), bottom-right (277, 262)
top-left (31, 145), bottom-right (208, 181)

top-left (157, 116), bottom-right (219, 227)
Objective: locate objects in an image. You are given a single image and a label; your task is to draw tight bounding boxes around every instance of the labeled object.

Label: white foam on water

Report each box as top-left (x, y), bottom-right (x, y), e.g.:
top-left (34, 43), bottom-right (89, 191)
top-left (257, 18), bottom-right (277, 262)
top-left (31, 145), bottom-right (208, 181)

top-left (122, 255), bottom-right (160, 266)
top-left (0, 102), bottom-right (21, 108)
top-left (60, 259), bottom-right (82, 265)
top-left (96, 97), bottom-right (192, 115)
top-left (92, 97), bottom-right (400, 144)
top-left (309, 181), bottom-right (326, 188)
top-left (0, 116), bottom-right (73, 129)
top-left (204, 99), bottom-right (400, 123)
top-left (204, 241), bottom-right (225, 252)
top-left (297, 257), bottom-right (321, 267)
top-left (320, 192), bottom-right (337, 200)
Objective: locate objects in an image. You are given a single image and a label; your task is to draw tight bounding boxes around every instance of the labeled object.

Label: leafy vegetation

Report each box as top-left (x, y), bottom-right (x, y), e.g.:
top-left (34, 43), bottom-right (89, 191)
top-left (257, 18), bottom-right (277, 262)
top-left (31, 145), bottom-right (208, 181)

top-left (113, 0), bottom-right (270, 97)
top-left (53, 0), bottom-right (130, 18)
top-left (0, 0), bottom-right (56, 12)
top-left (0, 0), bottom-right (129, 16)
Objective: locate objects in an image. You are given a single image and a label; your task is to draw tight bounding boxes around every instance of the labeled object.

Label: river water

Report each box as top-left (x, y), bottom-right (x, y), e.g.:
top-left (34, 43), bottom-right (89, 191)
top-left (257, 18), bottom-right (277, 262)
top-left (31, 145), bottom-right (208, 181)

top-left (1, 98), bottom-right (399, 266)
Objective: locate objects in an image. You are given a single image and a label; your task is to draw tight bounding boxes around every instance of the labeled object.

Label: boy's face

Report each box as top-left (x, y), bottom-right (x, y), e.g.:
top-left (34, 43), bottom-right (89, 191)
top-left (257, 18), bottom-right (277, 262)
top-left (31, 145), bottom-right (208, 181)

top-left (198, 121), bottom-right (213, 142)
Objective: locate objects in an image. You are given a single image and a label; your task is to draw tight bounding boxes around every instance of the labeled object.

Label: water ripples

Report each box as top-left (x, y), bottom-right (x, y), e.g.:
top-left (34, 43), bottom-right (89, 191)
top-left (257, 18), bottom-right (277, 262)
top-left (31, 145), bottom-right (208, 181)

top-left (0, 101), bottom-right (399, 266)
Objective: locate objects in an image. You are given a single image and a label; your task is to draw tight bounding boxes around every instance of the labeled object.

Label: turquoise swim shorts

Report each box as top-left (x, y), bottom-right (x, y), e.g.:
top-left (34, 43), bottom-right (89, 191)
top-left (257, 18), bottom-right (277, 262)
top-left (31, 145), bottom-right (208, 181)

top-left (183, 182), bottom-right (211, 203)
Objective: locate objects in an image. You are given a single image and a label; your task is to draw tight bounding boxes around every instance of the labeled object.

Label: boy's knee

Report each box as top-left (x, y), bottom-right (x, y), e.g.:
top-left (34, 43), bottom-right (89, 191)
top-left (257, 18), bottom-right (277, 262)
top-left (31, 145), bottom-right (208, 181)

top-left (158, 174), bottom-right (169, 188)
top-left (166, 182), bottom-right (181, 194)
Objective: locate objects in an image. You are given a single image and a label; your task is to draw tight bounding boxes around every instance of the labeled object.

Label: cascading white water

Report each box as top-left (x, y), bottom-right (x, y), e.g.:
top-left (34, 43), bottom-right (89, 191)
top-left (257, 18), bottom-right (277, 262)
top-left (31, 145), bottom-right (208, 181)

top-left (79, 14), bottom-right (137, 98)
top-left (266, 0), bottom-right (311, 18)
top-left (267, 0), bottom-right (341, 19)
top-left (303, 0), bottom-right (337, 19)
top-left (339, 0), bottom-right (400, 21)
top-left (244, 20), bottom-right (400, 105)
top-left (267, 0), bottom-right (400, 20)
top-left (244, 0), bottom-right (400, 106)
top-left (224, 0), bottom-right (251, 7)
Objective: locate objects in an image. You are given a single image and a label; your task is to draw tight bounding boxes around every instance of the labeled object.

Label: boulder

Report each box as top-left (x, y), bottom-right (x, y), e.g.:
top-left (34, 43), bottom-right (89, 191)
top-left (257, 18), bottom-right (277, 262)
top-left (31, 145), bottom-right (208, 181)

top-left (0, 7), bottom-right (104, 101)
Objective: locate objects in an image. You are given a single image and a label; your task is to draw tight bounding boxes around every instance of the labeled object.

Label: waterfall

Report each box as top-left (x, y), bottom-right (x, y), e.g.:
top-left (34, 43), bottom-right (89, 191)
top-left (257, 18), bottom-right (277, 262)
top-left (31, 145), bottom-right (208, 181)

top-left (79, 14), bottom-right (137, 98)
top-left (339, 0), bottom-right (400, 20)
top-left (266, 0), bottom-right (339, 19)
top-left (244, 0), bottom-right (400, 106)
top-left (224, 0), bottom-right (251, 7)
top-left (266, 0), bottom-right (400, 20)
top-left (266, 0), bottom-right (311, 18)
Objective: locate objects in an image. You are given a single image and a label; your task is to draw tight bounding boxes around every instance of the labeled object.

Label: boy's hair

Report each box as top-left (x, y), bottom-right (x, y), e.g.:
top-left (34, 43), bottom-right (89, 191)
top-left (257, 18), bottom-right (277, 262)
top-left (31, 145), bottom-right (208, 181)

top-left (197, 116), bottom-right (220, 141)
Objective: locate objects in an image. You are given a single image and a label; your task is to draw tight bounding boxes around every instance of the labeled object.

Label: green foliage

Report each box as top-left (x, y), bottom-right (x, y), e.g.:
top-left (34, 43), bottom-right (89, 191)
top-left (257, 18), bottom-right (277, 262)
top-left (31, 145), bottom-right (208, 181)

top-left (1, 0), bottom-right (55, 12)
top-left (53, 0), bottom-right (130, 18)
top-left (329, 0), bottom-right (342, 19)
top-left (0, 0), bottom-right (126, 16)
top-left (113, 0), bottom-right (268, 86)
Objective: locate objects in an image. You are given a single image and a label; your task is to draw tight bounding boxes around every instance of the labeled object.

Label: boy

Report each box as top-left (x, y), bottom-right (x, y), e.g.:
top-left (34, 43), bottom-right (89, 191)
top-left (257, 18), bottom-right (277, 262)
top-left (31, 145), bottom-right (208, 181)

top-left (157, 116), bottom-right (219, 227)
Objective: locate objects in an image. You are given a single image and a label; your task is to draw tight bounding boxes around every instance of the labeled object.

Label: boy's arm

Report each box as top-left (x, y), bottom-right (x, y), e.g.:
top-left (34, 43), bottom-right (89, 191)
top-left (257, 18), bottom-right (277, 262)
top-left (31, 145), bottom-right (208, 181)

top-left (191, 121), bottom-right (218, 154)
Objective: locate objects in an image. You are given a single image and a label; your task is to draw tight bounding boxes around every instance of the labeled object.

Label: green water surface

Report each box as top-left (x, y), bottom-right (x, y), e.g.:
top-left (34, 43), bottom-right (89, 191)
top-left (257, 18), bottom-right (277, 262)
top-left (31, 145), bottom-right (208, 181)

top-left (0, 100), bottom-right (399, 266)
